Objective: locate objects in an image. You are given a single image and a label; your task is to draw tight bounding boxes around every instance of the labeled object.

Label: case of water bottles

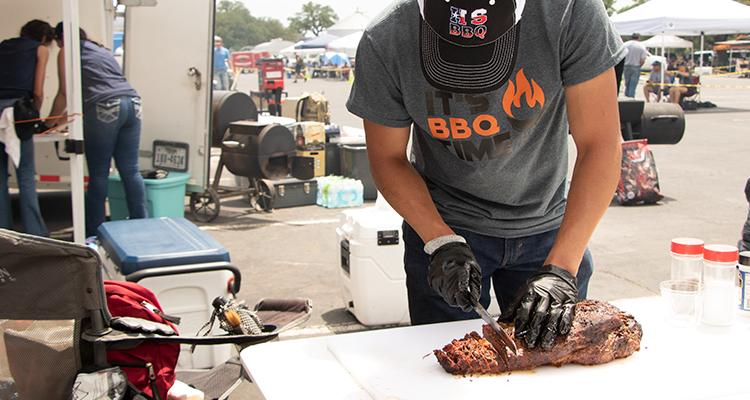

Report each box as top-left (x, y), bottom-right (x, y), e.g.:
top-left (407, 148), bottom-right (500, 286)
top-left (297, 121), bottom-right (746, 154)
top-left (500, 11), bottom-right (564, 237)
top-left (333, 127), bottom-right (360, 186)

top-left (317, 176), bottom-right (364, 208)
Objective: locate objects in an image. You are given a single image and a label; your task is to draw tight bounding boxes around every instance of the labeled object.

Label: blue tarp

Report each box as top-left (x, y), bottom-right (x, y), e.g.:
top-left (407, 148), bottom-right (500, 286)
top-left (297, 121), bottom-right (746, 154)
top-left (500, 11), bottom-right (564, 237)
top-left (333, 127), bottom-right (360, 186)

top-left (296, 32), bottom-right (340, 49)
top-left (321, 51), bottom-right (350, 67)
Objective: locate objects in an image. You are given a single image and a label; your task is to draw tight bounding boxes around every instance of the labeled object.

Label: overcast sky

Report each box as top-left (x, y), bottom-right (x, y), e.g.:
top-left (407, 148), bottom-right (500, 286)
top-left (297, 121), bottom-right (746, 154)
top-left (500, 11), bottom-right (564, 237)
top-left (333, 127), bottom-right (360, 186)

top-left (238, 0), bottom-right (636, 26)
top-left (239, 0), bottom-right (392, 25)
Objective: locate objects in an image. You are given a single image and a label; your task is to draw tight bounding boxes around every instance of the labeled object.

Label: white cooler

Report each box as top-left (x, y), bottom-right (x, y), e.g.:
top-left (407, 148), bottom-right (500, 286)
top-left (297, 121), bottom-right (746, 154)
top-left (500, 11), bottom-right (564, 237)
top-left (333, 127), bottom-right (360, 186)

top-left (337, 200), bottom-right (499, 326)
top-left (337, 205), bottom-right (409, 326)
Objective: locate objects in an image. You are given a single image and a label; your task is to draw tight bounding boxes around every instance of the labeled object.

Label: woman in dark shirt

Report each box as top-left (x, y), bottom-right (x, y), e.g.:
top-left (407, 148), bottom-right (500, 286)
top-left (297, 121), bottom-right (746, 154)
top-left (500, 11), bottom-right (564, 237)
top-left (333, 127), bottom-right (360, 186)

top-left (0, 20), bottom-right (53, 236)
top-left (49, 24), bottom-right (146, 237)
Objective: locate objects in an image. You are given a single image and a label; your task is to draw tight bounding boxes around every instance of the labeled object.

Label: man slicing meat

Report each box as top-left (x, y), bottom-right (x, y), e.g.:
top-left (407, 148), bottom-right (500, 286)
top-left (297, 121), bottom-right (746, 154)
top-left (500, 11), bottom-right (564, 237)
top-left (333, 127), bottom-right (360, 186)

top-left (347, 0), bottom-right (625, 350)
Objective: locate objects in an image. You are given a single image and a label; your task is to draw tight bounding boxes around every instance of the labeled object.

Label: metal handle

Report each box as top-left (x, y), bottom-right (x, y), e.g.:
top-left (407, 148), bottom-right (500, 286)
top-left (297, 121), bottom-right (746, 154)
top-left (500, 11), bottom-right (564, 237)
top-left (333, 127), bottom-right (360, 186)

top-left (650, 114), bottom-right (679, 122)
top-left (126, 262), bottom-right (242, 294)
top-left (187, 67), bottom-right (202, 90)
top-left (223, 140), bottom-right (242, 149)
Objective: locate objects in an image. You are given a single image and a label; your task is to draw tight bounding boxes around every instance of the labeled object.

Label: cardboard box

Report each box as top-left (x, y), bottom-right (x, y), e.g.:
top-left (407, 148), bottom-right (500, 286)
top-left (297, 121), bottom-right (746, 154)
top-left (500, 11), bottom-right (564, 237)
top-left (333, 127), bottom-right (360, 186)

top-left (294, 122), bottom-right (325, 149)
top-left (297, 149), bottom-right (326, 177)
top-left (281, 96), bottom-right (304, 120)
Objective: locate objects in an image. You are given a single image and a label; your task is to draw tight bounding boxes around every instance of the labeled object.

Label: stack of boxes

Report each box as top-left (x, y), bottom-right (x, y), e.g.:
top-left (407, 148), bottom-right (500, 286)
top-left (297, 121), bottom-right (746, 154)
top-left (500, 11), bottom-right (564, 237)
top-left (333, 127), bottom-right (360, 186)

top-left (295, 122), bottom-right (326, 177)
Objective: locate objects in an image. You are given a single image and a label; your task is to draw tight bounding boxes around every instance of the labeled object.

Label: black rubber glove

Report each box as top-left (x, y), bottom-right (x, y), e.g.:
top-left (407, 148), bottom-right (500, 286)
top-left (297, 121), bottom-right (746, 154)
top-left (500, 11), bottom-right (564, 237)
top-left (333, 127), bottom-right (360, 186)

top-left (504, 265), bottom-right (578, 350)
top-left (428, 242), bottom-right (482, 312)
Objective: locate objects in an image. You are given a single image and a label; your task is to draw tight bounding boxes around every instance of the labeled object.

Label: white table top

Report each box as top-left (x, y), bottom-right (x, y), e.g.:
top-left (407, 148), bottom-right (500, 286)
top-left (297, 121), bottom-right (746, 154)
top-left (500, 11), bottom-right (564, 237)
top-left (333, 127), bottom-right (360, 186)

top-left (241, 297), bottom-right (750, 400)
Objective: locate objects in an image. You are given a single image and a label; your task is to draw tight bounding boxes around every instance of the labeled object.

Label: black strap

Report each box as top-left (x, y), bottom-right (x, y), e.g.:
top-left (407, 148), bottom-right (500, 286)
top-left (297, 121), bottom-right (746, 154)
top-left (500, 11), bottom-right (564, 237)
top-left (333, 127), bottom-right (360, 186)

top-left (113, 362), bottom-right (162, 400)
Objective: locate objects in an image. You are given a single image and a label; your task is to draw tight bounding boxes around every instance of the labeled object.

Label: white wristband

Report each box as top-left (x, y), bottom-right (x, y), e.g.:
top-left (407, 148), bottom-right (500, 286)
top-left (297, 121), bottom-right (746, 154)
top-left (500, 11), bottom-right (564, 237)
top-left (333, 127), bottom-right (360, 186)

top-left (424, 235), bottom-right (467, 255)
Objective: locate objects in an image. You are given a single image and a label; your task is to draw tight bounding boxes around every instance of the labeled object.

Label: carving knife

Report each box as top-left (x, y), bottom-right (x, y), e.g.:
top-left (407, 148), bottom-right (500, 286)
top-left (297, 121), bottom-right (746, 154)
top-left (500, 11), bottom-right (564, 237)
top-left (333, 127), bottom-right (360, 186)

top-left (472, 299), bottom-right (519, 357)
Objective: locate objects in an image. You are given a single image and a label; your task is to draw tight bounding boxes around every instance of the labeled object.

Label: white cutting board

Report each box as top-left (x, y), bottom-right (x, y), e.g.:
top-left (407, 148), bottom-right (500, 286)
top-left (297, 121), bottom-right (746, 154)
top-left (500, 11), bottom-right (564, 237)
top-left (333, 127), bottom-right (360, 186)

top-left (326, 298), bottom-right (750, 400)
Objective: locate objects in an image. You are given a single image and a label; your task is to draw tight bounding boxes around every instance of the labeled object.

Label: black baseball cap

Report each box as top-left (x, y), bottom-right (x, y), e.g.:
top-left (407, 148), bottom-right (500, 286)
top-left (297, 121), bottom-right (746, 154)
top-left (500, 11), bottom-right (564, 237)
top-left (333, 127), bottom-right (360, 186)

top-left (418, 0), bottom-right (525, 94)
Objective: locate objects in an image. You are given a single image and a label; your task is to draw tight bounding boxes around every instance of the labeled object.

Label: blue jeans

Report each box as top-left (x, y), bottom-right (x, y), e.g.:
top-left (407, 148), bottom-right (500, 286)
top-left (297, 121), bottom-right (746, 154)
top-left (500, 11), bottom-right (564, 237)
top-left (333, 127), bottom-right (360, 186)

top-left (83, 96), bottom-right (146, 237)
top-left (403, 223), bottom-right (594, 325)
top-left (215, 70), bottom-right (229, 90)
top-left (0, 139), bottom-right (47, 236)
top-left (623, 65), bottom-right (641, 98)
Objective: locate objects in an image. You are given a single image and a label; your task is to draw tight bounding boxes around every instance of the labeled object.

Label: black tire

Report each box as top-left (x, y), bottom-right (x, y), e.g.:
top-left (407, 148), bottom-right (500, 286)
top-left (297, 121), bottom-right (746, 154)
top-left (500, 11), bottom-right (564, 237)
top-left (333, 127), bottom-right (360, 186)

top-left (190, 189), bottom-right (221, 222)
top-left (250, 179), bottom-right (275, 212)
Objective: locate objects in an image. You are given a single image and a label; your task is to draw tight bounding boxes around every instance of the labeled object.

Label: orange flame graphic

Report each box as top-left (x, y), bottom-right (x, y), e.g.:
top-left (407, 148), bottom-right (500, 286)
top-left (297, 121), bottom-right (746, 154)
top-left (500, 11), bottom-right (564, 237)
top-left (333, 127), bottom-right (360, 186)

top-left (502, 69), bottom-right (545, 118)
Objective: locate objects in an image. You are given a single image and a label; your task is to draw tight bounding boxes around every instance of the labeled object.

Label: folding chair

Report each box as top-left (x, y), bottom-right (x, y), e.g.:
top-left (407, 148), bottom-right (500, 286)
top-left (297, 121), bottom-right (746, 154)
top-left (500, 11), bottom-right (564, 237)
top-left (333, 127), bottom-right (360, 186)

top-left (683, 75), bottom-right (701, 103)
top-left (0, 229), bottom-right (311, 400)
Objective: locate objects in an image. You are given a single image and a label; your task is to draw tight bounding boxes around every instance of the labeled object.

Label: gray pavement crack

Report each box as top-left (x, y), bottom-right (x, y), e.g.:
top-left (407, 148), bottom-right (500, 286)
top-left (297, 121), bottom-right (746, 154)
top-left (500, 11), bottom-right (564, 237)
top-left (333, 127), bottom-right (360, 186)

top-left (596, 269), bottom-right (658, 295)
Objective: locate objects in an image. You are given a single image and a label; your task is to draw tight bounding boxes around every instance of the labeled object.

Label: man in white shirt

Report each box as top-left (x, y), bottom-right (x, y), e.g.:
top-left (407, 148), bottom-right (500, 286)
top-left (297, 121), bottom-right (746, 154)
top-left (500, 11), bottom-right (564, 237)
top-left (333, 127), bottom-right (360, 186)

top-left (622, 34), bottom-right (648, 98)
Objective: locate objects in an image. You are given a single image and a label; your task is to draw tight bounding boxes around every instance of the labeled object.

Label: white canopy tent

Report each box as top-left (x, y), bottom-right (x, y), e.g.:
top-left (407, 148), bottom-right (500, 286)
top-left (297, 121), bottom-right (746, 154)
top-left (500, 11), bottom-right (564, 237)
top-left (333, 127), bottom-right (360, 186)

top-left (642, 34), bottom-right (693, 50)
top-left (611, 0), bottom-right (750, 36)
top-left (326, 31), bottom-right (363, 58)
top-left (252, 38), bottom-right (296, 55)
top-left (326, 10), bottom-right (370, 37)
top-left (279, 44), bottom-right (325, 58)
top-left (612, 0), bottom-right (750, 74)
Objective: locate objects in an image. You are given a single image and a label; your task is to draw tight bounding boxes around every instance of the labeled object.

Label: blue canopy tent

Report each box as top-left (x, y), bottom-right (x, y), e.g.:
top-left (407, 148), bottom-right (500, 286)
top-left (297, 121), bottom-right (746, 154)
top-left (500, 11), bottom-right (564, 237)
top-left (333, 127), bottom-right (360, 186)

top-left (321, 51), bottom-right (350, 67)
top-left (296, 32), bottom-right (340, 49)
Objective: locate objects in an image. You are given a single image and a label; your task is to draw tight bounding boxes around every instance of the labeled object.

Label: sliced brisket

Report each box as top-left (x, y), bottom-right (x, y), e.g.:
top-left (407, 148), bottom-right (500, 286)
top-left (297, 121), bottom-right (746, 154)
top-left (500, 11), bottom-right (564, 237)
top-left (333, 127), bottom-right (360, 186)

top-left (434, 300), bottom-right (642, 375)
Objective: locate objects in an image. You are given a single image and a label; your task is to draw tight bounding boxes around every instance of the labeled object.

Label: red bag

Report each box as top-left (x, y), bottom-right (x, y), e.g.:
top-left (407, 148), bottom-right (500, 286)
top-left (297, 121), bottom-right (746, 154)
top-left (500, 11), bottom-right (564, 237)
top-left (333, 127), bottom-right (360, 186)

top-left (616, 139), bottom-right (664, 205)
top-left (104, 281), bottom-right (179, 400)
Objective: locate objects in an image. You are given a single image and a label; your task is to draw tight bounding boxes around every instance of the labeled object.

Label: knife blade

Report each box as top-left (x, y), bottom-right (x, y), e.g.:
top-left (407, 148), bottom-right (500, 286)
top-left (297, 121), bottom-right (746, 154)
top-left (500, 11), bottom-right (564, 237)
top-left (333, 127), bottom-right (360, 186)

top-left (472, 300), bottom-right (518, 357)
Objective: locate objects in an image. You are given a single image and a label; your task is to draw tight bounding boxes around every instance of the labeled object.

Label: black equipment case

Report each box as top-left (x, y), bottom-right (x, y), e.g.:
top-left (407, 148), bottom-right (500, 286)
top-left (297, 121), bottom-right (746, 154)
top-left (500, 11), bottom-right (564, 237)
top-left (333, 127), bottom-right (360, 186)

top-left (273, 178), bottom-right (318, 208)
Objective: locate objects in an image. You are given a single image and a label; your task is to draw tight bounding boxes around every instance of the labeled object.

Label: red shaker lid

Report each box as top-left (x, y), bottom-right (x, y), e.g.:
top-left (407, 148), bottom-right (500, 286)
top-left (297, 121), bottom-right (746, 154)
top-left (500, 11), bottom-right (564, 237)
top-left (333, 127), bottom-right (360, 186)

top-left (703, 244), bottom-right (739, 263)
top-left (670, 238), bottom-right (704, 256)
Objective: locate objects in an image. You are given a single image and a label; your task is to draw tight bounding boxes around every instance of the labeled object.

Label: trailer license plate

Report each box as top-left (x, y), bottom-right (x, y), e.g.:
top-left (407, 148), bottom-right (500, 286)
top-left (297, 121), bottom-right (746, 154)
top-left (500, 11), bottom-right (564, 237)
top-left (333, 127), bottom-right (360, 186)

top-left (153, 141), bottom-right (189, 172)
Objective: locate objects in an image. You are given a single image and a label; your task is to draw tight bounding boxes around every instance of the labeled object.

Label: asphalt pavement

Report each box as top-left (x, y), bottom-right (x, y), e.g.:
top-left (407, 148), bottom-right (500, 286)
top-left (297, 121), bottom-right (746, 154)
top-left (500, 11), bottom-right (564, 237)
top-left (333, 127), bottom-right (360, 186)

top-left (13, 71), bottom-right (750, 399)
top-left (225, 72), bottom-right (750, 328)
top-left (228, 72), bottom-right (750, 398)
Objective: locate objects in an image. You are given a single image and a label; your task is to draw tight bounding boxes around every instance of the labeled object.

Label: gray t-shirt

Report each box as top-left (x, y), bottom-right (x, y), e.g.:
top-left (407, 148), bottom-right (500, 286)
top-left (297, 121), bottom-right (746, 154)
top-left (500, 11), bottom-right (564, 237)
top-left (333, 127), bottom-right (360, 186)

top-left (623, 40), bottom-right (648, 67)
top-left (346, 0), bottom-right (625, 238)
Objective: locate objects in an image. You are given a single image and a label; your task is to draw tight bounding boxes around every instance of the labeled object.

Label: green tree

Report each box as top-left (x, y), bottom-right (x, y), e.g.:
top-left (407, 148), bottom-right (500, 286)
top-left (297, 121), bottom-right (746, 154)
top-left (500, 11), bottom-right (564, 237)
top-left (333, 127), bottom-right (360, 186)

top-left (215, 0), bottom-right (298, 50)
top-left (602, 0), bottom-right (617, 15)
top-left (288, 2), bottom-right (338, 37)
top-left (617, 0), bottom-right (649, 14)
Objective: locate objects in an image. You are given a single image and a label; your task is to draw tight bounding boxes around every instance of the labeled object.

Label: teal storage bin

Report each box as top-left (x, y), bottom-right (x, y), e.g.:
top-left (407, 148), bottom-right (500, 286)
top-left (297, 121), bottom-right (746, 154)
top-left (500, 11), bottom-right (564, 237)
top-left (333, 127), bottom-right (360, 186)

top-left (108, 172), bottom-right (190, 220)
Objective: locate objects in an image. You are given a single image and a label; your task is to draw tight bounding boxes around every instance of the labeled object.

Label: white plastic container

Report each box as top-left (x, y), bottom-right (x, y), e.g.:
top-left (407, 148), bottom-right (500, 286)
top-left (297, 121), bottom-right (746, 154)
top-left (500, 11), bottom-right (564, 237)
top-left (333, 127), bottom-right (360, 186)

top-left (670, 238), bottom-right (704, 284)
top-left (701, 244), bottom-right (739, 326)
top-left (336, 198), bottom-right (500, 326)
top-left (739, 251), bottom-right (750, 313)
top-left (337, 206), bottom-right (409, 326)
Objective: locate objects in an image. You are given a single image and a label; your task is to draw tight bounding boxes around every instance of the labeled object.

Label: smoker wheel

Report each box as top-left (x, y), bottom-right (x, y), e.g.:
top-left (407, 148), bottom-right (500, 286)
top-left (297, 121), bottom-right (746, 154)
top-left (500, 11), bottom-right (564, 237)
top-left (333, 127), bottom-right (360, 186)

top-left (250, 179), bottom-right (275, 212)
top-left (190, 188), bottom-right (221, 222)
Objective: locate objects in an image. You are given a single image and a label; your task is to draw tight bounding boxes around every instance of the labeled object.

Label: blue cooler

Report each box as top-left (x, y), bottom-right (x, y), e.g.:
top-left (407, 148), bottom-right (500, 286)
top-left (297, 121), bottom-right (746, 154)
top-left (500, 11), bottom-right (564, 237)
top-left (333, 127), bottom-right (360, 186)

top-left (97, 217), bottom-right (240, 369)
top-left (97, 217), bottom-right (230, 275)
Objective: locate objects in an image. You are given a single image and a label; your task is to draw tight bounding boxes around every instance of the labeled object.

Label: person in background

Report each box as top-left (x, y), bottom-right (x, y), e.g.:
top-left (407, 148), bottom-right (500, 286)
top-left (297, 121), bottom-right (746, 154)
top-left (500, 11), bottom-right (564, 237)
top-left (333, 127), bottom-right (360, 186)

top-left (0, 20), bottom-right (53, 236)
top-left (643, 61), bottom-right (670, 103)
top-left (667, 64), bottom-right (696, 105)
top-left (615, 58), bottom-right (626, 96)
top-left (49, 23), bottom-right (146, 237)
top-left (293, 53), bottom-right (305, 83)
top-left (622, 34), bottom-right (648, 98)
top-left (740, 179), bottom-right (750, 252)
top-left (213, 36), bottom-right (232, 90)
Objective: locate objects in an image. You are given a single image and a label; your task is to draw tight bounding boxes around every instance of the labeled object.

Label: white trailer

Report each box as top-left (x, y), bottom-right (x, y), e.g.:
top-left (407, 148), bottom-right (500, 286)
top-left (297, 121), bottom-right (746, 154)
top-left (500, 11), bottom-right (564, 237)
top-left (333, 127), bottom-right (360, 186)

top-left (2, 0), bottom-right (215, 241)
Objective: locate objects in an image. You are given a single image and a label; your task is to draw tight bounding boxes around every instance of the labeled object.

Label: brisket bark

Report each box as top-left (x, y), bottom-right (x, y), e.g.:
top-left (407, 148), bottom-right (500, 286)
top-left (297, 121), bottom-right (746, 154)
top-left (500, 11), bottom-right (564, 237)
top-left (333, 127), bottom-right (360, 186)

top-left (434, 300), bottom-right (643, 375)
